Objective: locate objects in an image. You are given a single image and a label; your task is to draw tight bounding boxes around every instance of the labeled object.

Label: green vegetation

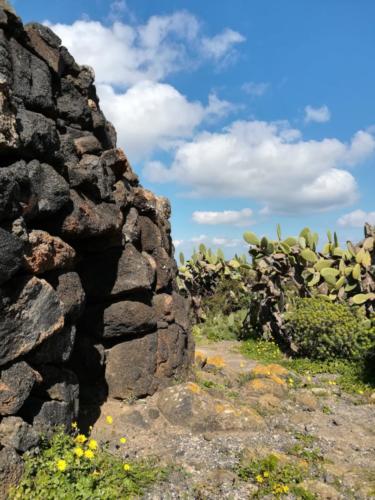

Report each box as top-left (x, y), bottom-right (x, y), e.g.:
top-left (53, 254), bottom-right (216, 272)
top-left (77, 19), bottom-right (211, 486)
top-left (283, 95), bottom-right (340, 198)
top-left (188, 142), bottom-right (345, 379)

top-left (9, 427), bottom-right (166, 500)
top-left (285, 297), bottom-right (375, 361)
top-left (242, 224), bottom-right (375, 354)
top-left (193, 308), bottom-right (247, 343)
top-left (236, 453), bottom-right (316, 498)
top-left (178, 243), bottom-right (253, 321)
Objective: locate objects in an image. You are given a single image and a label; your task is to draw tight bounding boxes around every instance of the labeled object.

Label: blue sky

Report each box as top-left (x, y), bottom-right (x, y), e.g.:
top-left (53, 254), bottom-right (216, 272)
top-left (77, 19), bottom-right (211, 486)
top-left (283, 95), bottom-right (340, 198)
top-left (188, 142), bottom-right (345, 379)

top-left (14, 0), bottom-right (375, 256)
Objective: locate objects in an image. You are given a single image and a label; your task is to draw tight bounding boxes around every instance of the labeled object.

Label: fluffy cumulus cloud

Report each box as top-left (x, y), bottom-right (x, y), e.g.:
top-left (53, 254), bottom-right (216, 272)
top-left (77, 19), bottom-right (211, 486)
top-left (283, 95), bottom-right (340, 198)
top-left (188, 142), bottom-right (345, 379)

top-left (144, 121), bottom-right (375, 213)
top-left (304, 105), bottom-right (331, 123)
top-left (192, 208), bottom-right (254, 226)
top-left (49, 13), bottom-right (244, 87)
top-left (48, 12), bottom-right (241, 160)
top-left (337, 209), bottom-right (375, 227)
top-left (98, 83), bottom-right (233, 160)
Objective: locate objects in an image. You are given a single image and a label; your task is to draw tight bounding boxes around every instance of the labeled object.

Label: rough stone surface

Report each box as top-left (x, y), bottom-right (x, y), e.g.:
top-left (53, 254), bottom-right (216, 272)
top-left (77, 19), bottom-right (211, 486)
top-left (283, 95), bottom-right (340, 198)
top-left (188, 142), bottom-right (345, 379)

top-left (0, 361), bottom-right (39, 414)
top-left (0, 277), bottom-right (65, 366)
top-left (0, 416), bottom-right (39, 451)
top-left (82, 300), bottom-right (156, 339)
top-left (0, 227), bottom-right (23, 285)
top-left (106, 333), bottom-right (159, 399)
top-left (0, 6), bottom-right (191, 447)
top-left (0, 446), bottom-right (24, 499)
top-left (24, 229), bottom-right (76, 274)
top-left (79, 243), bottom-right (154, 298)
top-left (27, 324), bottom-right (76, 364)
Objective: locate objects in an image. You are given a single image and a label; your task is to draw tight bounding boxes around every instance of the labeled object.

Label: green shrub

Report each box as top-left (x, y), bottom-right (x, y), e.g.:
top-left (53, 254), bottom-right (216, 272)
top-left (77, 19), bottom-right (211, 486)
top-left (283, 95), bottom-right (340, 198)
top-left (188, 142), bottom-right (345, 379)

top-left (193, 309), bottom-right (248, 342)
top-left (285, 298), bottom-right (375, 361)
top-left (9, 426), bottom-right (166, 500)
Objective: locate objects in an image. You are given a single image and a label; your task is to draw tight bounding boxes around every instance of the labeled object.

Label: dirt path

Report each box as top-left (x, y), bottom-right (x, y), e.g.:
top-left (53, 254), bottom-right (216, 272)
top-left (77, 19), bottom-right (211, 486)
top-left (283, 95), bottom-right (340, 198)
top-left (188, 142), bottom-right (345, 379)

top-left (91, 341), bottom-right (375, 499)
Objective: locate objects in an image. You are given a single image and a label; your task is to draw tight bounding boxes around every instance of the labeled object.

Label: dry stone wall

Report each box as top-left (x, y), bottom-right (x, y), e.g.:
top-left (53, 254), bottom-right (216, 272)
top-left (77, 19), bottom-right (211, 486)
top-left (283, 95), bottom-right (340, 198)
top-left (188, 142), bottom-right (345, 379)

top-left (0, 0), bottom-right (193, 461)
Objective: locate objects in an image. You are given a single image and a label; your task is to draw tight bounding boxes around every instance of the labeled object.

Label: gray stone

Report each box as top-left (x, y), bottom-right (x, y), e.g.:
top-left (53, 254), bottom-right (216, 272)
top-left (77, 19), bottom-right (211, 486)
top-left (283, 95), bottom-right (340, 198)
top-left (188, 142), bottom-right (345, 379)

top-left (21, 398), bottom-right (74, 431)
top-left (35, 366), bottom-right (79, 413)
top-left (0, 416), bottom-right (39, 451)
top-left (152, 246), bottom-right (174, 291)
top-left (27, 161), bottom-right (70, 219)
top-left (139, 216), bottom-right (162, 253)
top-left (25, 23), bottom-right (62, 73)
top-left (68, 154), bottom-right (115, 202)
top-left (17, 108), bottom-right (59, 160)
top-left (0, 276), bottom-right (64, 366)
top-left (0, 160), bottom-right (28, 221)
top-left (0, 446), bottom-right (24, 500)
top-left (74, 135), bottom-right (102, 156)
top-left (49, 271), bottom-right (86, 321)
top-left (122, 207), bottom-right (140, 243)
top-left (60, 189), bottom-right (123, 240)
top-left (79, 243), bottom-right (154, 299)
top-left (10, 37), bottom-right (54, 113)
top-left (106, 332), bottom-right (158, 399)
top-left (0, 228), bottom-right (23, 285)
top-left (56, 77), bottom-right (92, 127)
top-left (0, 361), bottom-right (39, 415)
top-left (82, 300), bottom-right (156, 339)
top-left (27, 324), bottom-right (76, 364)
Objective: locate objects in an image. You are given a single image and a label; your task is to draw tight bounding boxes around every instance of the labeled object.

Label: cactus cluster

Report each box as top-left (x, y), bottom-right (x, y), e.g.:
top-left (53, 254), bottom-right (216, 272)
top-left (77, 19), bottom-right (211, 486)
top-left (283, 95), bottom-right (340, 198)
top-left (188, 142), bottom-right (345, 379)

top-left (178, 244), bottom-right (253, 321)
top-left (242, 223), bottom-right (375, 348)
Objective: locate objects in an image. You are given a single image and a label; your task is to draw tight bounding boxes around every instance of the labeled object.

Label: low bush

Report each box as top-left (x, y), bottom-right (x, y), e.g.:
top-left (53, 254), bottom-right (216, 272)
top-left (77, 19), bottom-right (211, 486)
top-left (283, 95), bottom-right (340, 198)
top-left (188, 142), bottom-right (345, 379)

top-left (193, 309), bottom-right (248, 343)
top-left (284, 297), bottom-right (375, 361)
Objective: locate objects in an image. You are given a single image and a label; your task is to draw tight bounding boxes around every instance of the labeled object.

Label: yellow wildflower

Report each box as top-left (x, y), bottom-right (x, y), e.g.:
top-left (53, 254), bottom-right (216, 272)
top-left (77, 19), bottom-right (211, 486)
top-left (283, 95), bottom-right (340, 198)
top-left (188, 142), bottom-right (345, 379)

top-left (123, 463), bottom-right (131, 472)
top-left (106, 415), bottom-right (113, 424)
top-left (75, 434), bottom-right (87, 444)
top-left (84, 449), bottom-right (95, 460)
top-left (74, 447), bottom-right (84, 458)
top-left (88, 439), bottom-right (98, 450)
top-left (56, 459), bottom-right (67, 472)
top-left (256, 474), bottom-right (264, 483)
top-left (120, 437), bottom-right (127, 444)
top-left (263, 471), bottom-right (269, 478)
top-left (282, 485), bottom-right (289, 493)
top-left (71, 421), bottom-right (78, 429)
top-left (358, 389), bottom-right (364, 395)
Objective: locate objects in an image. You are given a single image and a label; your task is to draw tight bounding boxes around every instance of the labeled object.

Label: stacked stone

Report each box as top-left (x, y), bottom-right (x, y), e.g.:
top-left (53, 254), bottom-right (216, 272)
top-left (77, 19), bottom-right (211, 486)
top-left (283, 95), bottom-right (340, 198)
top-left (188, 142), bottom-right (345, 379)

top-left (0, 0), bottom-right (193, 475)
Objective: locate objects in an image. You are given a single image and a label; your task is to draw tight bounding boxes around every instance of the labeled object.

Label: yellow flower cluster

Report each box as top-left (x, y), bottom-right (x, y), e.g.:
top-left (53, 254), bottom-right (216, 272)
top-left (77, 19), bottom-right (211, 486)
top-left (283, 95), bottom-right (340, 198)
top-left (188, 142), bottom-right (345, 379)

top-left (123, 463), bottom-right (131, 472)
top-left (56, 459), bottom-right (67, 472)
top-left (273, 484), bottom-right (289, 495)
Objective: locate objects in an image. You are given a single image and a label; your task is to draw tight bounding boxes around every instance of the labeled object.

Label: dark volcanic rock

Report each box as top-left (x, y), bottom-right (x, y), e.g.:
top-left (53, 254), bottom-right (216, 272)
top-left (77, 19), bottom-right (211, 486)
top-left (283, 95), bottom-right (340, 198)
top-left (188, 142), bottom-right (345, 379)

top-left (0, 276), bottom-right (64, 366)
top-left (0, 361), bottom-right (39, 415)
top-left (27, 160), bottom-right (70, 219)
top-left (27, 324), bottom-right (76, 364)
top-left (59, 189), bottom-right (123, 240)
top-left (17, 108), bottom-right (59, 160)
top-left (0, 446), bottom-right (24, 500)
top-left (56, 77), bottom-right (92, 127)
top-left (10, 37), bottom-right (54, 114)
top-left (35, 365), bottom-right (79, 414)
top-left (0, 160), bottom-right (28, 221)
top-left (0, 227), bottom-right (23, 285)
top-left (157, 324), bottom-right (189, 378)
top-left (139, 216), bottom-right (162, 253)
top-left (81, 300), bottom-right (156, 339)
top-left (79, 243), bottom-right (154, 299)
top-left (20, 398), bottom-right (74, 430)
top-left (0, 416), bottom-right (39, 451)
top-left (24, 229), bottom-right (76, 274)
top-left (25, 22), bottom-right (62, 73)
top-left (106, 332), bottom-right (158, 399)
top-left (48, 271), bottom-right (85, 321)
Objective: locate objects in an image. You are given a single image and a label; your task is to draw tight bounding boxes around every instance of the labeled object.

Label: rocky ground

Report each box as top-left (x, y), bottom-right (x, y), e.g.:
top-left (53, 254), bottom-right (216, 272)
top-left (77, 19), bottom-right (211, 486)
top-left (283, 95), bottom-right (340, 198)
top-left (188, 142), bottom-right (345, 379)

top-left (87, 341), bottom-right (375, 499)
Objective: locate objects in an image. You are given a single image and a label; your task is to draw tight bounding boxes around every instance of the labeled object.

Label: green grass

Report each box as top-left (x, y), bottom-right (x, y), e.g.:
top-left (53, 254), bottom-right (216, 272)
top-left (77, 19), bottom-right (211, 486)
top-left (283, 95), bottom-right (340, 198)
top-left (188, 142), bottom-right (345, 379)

top-left (240, 338), bottom-right (375, 394)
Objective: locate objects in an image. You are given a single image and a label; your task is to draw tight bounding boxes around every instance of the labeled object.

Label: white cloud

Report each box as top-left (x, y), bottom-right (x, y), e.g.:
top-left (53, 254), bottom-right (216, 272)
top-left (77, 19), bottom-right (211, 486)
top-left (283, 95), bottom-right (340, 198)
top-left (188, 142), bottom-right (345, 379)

top-left (242, 81), bottom-right (269, 97)
top-left (48, 13), bottom-right (244, 87)
top-left (337, 209), bottom-right (375, 228)
top-left (304, 105), bottom-right (331, 123)
top-left (201, 28), bottom-right (245, 62)
top-left (143, 120), bottom-right (375, 213)
top-left (98, 82), bottom-right (233, 161)
top-left (192, 208), bottom-right (254, 226)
